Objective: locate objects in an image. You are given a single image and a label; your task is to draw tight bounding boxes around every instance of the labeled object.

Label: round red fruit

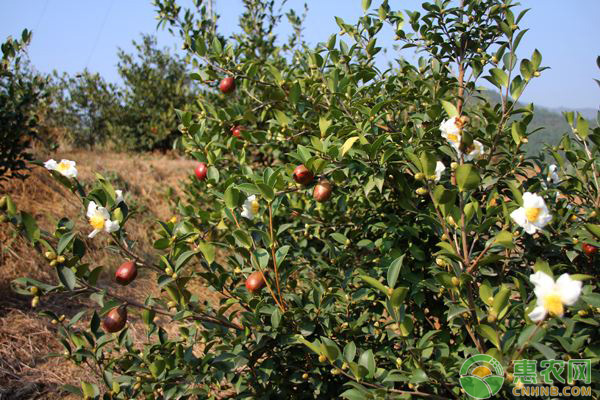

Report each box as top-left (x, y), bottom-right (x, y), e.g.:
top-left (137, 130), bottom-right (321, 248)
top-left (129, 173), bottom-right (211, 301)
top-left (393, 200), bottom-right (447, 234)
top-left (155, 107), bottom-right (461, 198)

top-left (195, 163), bottom-right (208, 181)
top-left (115, 260), bottom-right (137, 285)
top-left (219, 77), bottom-right (236, 94)
top-left (102, 306), bottom-right (127, 333)
top-left (583, 243), bottom-right (598, 257)
top-left (245, 271), bottom-right (266, 294)
top-left (230, 125), bottom-right (244, 138)
top-left (293, 164), bottom-right (314, 185)
top-left (313, 179), bottom-right (333, 202)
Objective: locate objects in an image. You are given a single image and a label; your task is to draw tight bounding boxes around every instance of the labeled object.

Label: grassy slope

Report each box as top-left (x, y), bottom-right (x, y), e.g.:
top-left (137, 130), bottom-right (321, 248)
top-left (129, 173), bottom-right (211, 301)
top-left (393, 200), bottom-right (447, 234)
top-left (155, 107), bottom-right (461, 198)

top-left (0, 150), bottom-right (199, 399)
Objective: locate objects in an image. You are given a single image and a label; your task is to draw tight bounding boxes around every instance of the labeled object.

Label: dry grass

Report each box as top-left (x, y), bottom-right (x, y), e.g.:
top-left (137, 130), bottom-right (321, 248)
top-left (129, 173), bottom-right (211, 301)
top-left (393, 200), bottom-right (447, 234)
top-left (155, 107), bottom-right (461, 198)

top-left (0, 150), bottom-right (201, 399)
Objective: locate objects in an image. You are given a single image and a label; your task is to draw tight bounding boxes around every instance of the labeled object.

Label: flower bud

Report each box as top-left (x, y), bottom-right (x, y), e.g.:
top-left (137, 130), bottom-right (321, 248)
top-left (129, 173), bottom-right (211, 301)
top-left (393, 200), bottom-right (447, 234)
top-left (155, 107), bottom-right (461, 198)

top-left (590, 211), bottom-right (597, 218)
top-left (450, 162), bottom-right (458, 170)
top-left (165, 267), bottom-right (173, 275)
top-left (416, 187), bottom-right (428, 195)
top-left (435, 257), bottom-right (445, 267)
top-left (49, 260), bottom-right (58, 267)
top-left (318, 354), bottom-right (327, 363)
top-left (533, 71), bottom-right (540, 77)
top-left (302, 373), bottom-right (309, 380)
top-left (446, 215), bottom-right (456, 226)
top-left (44, 251), bottom-right (56, 260)
top-left (56, 255), bottom-right (65, 263)
top-left (414, 172), bottom-right (425, 180)
top-left (0, 196), bottom-right (6, 209)
top-left (451, 276), bottom-right (460, 286)
top-left (31, 296), bottom-right (40, 308)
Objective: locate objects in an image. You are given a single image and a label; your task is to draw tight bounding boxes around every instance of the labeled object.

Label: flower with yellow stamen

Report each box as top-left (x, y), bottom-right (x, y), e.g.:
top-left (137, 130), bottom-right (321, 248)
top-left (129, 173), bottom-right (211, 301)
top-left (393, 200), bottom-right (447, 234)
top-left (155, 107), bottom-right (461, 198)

top-left (440, 117), bottom-right (462, 148)
top-left (510, 192), bottom-right (552, 234)
top-left (528, 272), bottom-right (581, 321)
top-left (44, 159), bottom-right (78, 178)
top-left (460, 140), bottom-right (485, 161)
top-left (86, 201), bottom-right (120, 238)
top-left (241, 195), bottom-right (260, 220)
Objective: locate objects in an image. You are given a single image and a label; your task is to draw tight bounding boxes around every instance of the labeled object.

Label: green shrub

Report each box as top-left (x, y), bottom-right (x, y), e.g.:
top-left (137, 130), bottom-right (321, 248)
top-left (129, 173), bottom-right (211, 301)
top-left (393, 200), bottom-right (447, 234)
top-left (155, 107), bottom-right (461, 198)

top-left (8, 1), bottom-right (600, 399)
top-left (0, 29), bottom-right (48, 181)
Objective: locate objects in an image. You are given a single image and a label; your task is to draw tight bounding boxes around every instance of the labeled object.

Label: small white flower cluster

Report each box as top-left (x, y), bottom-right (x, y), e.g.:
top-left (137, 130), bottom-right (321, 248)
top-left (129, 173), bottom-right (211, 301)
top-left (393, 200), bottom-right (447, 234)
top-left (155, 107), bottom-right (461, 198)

top-left (439, 119), bottom-right (582, 322)
top-left (45, 158), bottom-right (125, 239)
top-left (439, 117), bottom-right (485, 161)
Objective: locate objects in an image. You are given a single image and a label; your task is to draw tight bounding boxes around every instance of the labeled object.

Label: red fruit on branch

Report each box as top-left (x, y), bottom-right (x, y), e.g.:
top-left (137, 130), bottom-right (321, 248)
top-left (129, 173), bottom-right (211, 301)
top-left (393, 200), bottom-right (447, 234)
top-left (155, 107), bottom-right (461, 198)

top-left (230, 125), bottom-right (244, 138)
top-left (293, 164), bottom-right (314, 185)
top-left (313, 179), bottom-right (333, 202)
top-left (102, 306), bottom-right (127, 333)
top-left (195, 162), bottom-right (208, 181)
top-left (245, 271), bottom-right (266, 294)
top-left (583, 243), bottom-right (598, 257)
top-left (219, 77), bottom-right (236, 94)
top-left (115, 260), bottom-right (137, 285)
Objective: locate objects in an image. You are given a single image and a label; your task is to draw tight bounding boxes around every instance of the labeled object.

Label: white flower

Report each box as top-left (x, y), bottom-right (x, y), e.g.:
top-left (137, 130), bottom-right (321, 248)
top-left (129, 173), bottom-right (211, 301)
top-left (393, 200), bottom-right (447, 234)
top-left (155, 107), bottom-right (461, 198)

top-left (547, 164), bottom-right (560, 185)
top-left (434, 161), bottom-right (445, 182)
top-left (440, 117), bottom-right (462, 148)
top-left (86, 201), bottom-right (120, 238)
top-left (510, 192), bottom-right (552, 234)
top-left (461, 140), bottom-right (485, 161)
top-left (528, 272), bottom-right (582, 321)
top-left (44, 159), bottom-right (78, 178)
top-left (115, 190), bottom-right (124, 204)
top-left (241, 195), bottom-right (259, 220)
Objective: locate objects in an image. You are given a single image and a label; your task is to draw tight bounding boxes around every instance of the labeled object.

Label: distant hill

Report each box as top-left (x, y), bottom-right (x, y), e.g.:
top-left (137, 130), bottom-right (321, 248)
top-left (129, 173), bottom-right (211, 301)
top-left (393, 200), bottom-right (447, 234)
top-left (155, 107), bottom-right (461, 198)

top-left (476, 91), bottom-right (597, 156)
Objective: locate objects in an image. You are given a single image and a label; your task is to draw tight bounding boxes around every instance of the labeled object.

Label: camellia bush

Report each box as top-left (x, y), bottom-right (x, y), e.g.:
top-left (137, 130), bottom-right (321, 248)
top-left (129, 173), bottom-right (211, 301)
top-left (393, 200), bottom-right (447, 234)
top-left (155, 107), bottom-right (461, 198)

top-left (1, 29), bottom-right (48, 181)
top-left (5, 0), bottom-right (600, 398)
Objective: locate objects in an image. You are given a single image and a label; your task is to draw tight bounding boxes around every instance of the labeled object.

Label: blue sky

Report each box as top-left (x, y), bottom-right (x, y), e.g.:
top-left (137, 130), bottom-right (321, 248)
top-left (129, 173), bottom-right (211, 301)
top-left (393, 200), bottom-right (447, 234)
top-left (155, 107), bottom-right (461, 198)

top-left (1, 0), bottom-right (599, 109)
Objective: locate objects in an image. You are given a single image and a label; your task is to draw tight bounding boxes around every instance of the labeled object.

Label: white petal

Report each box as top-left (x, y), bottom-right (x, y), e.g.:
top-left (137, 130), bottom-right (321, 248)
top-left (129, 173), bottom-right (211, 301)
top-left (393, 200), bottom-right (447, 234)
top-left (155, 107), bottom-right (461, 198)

top-left (535, 211), bottom-right (552, 229)
top-left (241, 208), bottom-right (254, 220)
top-left (530, 271), bottom-right (555, 299)
top-left (115, 190), bottom-right (124, 204)
top-left (98, 206), bottom-right (110, 220)
top-left (528, 305), bottom-right (547, 322)
top-left (104, 220), bottom-right (120, 233)
top-left (521, 192), bottom-right (536, 207)
top-left (435, 161), bottom-right (445, 182)
top-left (88, 229), bottom-right (100, 238)
top-left (44, 159), bottom-right (57, 170)
top-left (510, 207), bottom-right (527, 227)
top-left (87, 201), bottom-right (98, 218)
top-left (556, 274), bottom-right (582, 306)
top-left (63, 167), bottom-right (78, 178)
